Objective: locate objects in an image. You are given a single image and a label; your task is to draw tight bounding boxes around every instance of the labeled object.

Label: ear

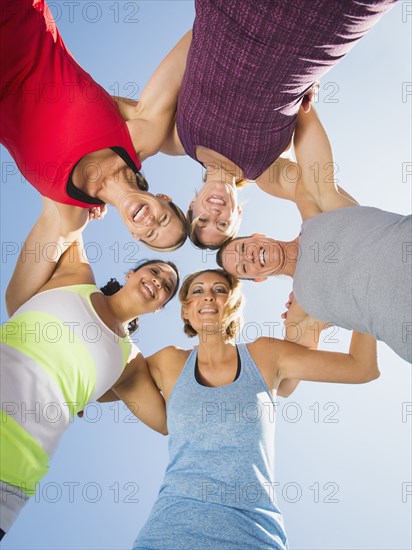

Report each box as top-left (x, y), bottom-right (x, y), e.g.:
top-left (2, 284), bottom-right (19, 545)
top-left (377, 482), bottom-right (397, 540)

top-left (125, 271), bottom-right (133, 280)
top-left (189, 199), bottom-right (195, 211)
top-left (182, 305), bottom-right (189, 321)
top-left (251, 233), bottom-right (266, 238)
top-left (156, 193), bottom-right (172, 202)
top-left (253, 277), bottom-right (267, 283)
top-left (237, 205), bottom-right (243, 217)
top-left (131, 232), bottom-right (140, 240)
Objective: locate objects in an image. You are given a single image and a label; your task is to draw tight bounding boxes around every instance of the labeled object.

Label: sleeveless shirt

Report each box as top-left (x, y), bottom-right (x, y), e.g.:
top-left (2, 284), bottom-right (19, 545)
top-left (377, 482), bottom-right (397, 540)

top-left (0, 0), bottom-right (142, 208)
top-left (133, 344), bottom-right (288, 549)
top-left (177, 0), bottom-right (395, 180)
top-left (293, 206), bottom-right (412, 363)
top-left (0, 285), bottom-right (132, 532)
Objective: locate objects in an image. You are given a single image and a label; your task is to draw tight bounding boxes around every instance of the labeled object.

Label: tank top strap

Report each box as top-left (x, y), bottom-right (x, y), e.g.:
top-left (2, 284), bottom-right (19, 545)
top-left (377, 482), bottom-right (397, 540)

top-left (237, 343), bottom-right (277, 407)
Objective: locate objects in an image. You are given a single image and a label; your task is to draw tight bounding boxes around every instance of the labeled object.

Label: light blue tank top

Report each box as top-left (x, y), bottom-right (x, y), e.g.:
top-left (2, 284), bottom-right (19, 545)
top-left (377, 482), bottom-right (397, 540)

top-left (293, 206), bottom-right (412, 363)
top-left (133, 343), bottom-right (288, 549)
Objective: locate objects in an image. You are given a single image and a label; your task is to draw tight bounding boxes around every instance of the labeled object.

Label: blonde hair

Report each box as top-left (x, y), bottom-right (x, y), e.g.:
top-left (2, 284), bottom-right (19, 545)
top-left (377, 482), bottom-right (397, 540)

top-left (186, 175), bottom-right (247, 250)
top-left (179, 269), bottom-right (243, 341)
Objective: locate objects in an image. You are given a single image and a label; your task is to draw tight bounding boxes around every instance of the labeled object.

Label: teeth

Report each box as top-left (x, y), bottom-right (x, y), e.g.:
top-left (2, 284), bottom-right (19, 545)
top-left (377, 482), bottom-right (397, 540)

top-left (133, 204), bottom-right (148, 223)
top-left (259, 248), bottom-right (265, 267)
top-left (207, 197), bottom-right (225, 205)
top-left (199, 308), bottom-right (218, 314)
top-left (143, 281), bottom-right (155, 298)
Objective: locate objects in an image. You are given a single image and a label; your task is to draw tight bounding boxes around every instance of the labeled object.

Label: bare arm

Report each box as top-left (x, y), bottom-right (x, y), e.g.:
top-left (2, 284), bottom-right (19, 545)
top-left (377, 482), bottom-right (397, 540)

top-left (5, 198), bottom-right (89, 316)
top-left (276, 331), bottom-right (379, 385)
top-left (293, 107), bottom-right (358, 218)
top-left (277, 293), bottom-right (332, 397)
top-left (119, 31), bottom-right (192, 159)
top-left (111, 350), bottom-right (167, 435)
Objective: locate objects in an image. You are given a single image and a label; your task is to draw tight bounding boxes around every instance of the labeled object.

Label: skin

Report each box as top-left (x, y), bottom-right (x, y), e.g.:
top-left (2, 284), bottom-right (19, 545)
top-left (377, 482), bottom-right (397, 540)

top-left (189, 177), bottom-right (243, 247)
top-left (221, 234), bottom-right (299, 281)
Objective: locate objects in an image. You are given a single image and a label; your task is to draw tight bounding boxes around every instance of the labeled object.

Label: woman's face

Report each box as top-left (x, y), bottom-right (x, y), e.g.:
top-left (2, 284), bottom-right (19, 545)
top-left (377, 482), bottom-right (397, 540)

top-left (125, 263), bottom-right (178, 312)
top-left (183, 272), bottom-right (232, 334)
top-left (120, 192), bottom-right (184, 249)
top-left (190, 180), bottom-right (242, 247)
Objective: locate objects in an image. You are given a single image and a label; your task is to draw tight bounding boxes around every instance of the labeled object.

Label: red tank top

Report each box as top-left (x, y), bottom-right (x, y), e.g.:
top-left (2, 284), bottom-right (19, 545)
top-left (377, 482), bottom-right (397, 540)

top-left (0, 0), bottom-right (141, 207)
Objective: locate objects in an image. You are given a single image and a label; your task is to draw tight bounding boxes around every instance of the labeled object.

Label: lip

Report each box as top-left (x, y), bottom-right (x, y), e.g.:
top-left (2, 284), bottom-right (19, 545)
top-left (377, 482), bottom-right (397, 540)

top-left (198, 307), bottom-right (218, 314)
top-left (142, 280), bottom-right (156, 299)
top-left (132, 204), bottom-right (149, 223)
top-left (206, 195), bottom-right (226, 206)
top-left (259, 247), bottom-right (265, 267)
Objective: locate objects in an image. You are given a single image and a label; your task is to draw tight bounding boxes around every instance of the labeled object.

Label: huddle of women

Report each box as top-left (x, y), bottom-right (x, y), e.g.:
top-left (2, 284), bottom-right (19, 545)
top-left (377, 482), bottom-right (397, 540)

top-left (0, 0), bottom-right (410, 548)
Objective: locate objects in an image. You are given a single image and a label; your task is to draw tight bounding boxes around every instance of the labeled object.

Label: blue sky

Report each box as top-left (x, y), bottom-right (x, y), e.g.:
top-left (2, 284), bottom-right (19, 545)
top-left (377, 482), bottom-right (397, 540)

top-left (0, 1), bottom-right (411, 549)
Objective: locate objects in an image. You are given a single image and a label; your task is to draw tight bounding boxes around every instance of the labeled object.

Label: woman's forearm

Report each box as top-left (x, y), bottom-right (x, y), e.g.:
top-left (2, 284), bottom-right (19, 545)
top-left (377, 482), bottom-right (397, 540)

top-left (5, 200), bottom-right (88, 316)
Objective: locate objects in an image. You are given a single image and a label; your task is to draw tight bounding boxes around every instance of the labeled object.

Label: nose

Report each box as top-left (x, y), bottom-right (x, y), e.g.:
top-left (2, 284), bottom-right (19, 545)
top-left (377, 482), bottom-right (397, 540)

top-left (152, 276), bottom-right (161, 289)
top-left (203, 291), bottom-right (215, 302)
top-left (243, 247), bottom-right (255, 263)
top-left (144, 214), bottom-right (155, 227)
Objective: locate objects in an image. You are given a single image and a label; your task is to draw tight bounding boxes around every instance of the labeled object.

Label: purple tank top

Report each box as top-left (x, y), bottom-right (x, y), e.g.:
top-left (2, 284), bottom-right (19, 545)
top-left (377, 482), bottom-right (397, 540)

top-left (176, 0), bottom-right (395, 180)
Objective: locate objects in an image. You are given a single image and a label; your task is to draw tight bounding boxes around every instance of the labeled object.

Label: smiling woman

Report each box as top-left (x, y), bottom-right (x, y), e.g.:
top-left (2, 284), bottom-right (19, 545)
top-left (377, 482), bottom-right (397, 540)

top-left (118, 191), bottom-right (187, 252)
top-left (0, 199), bottom-right (180, 539)
top-left (0, 0), bottom-right (189, 251)
top-left (117, 268), bottom-right (379, 550)
top-left (187, 176), bottom-right (243, 249)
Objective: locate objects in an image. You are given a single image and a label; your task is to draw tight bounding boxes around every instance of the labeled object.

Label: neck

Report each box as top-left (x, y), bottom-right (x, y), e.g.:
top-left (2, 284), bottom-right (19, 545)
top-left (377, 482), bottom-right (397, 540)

top-left (104, 290), bottom-right (145, 327)
top-left (73, 149), bottom-right (135, 205)
top-left (276, 237), bottom-right (300, 278)
top-left (97, 167), bottom-right (138, 208)
top-left (196, 335), bottom-right (235, 365)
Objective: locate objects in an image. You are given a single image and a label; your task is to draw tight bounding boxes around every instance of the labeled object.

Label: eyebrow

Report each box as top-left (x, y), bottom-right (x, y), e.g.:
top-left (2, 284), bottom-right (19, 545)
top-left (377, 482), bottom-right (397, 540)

top-left (191, 281), bottom-right (228, 287)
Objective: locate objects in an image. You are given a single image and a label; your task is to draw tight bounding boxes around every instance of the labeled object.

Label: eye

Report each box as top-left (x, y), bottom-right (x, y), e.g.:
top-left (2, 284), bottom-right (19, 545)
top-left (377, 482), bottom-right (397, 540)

top-left (215, 286), bottom-right (228, 294)
top-left (151, 267), bottom-right (159, 275)
top-left (199, 217), bottom-right (207, 223)
top-left (146, 229), bottom-right (154, 239)
top-left (218, 221), bottom-right (228, 228)
top-left (242, 263), bottom-right (247, 274)
top-left (160, 214), bottom-right (168, 225)
top-left (191, 288), bottom-right (203, 294)
top-left (241, 242), bottom-right (245, 254)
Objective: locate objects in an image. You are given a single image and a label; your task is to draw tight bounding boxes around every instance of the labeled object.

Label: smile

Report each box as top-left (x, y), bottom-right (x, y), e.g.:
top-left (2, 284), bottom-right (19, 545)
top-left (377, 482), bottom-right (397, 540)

top-left (142, 280), bottom-right (156, 299)
top-left (133, 204), bottom-right (149, 223)
top-left (198, 307), bottom-right (218, 314)
top-left (259, 247), bottom-right (265, 267)
top-left (207, 195), bottom-right (226, 206)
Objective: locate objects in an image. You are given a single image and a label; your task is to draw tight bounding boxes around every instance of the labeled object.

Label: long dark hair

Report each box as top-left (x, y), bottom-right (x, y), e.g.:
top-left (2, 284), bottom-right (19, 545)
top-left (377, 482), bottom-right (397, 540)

top-left (100, 259), bottom-right (180, 334)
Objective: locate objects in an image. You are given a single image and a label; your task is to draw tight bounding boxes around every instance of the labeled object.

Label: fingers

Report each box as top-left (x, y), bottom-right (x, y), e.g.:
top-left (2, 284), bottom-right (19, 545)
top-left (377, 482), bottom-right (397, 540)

top-left (88, 204), bottom-right (107, 220)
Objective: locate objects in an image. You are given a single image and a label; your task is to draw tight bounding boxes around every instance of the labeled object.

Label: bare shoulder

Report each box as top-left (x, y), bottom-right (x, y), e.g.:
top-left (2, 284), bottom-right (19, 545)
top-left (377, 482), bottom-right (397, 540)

top-left (247, 337), bottom-right (286, 370)
top-left (147, 345), bottom-right (191, 372)
top-left (40, 263), bottom-right (95, 292)
top-left (148, 345), bottom-right (192, 399)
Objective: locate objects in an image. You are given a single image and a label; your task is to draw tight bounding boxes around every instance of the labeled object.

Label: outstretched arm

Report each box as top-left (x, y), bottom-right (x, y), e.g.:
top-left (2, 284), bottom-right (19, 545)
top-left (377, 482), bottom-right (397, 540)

top-left (293, 107), bottom-right (358, 218)
top-left (276, 330), bottom-right (379, 385)
top-left (116, 31), bottom-right (192, 159)
top-left (110, 348), bottom-right (167, 435)
top-left (277, 292), bottom-right (332, 397)
top-left (5, 198), bottom-right (89, 316)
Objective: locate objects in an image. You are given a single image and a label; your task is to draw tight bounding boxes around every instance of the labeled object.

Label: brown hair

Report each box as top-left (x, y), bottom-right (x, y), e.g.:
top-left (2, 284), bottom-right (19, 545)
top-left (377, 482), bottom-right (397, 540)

top-left (100, 259), bottom-right (180, 334)
top-left (142, 201), bottom-right (188, 252)
top-left (178, 269), bottom-right (243, 341)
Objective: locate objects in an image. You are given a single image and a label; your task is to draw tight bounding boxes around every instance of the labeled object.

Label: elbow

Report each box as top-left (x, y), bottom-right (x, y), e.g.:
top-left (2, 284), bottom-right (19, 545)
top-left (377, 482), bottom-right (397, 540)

top-left (358, 361), bottom-right (380, 384)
